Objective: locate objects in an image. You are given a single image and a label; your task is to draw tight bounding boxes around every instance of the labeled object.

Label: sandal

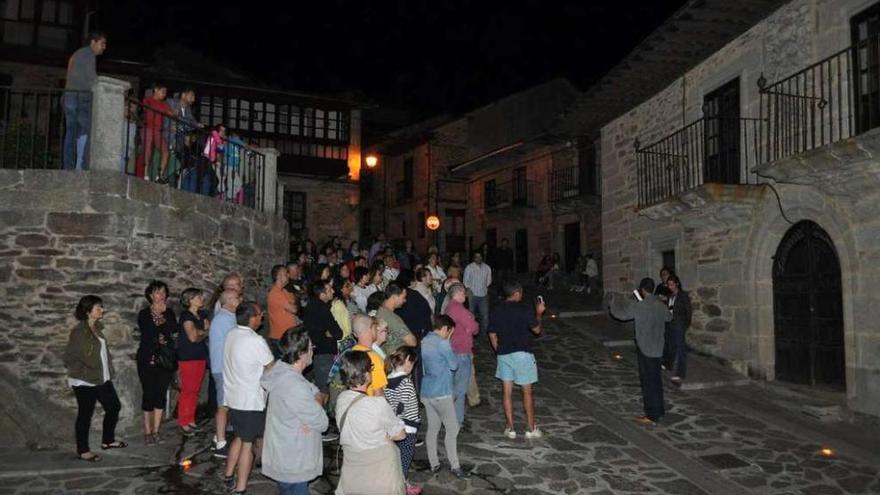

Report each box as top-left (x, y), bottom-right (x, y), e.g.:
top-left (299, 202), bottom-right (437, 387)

top-left (101, 440), bottom-right (128, 450)
top-left (152, 432), bottom-right (163, 444)
top-left (77, 452), bottom-right (101, 462)
top-left (144, 433), bottom-right (155, 446)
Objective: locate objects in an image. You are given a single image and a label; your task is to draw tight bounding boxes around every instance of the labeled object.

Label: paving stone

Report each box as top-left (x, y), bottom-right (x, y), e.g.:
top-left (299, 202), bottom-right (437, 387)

top-left (837, 475), bottom-right (875, 494)
top-left (800, 484), bottom-right (845, 495)
top-left (732, 474), bottom-right (768, 488)
top-left (571, 424), bottom-right (627, 445)
top-left (600, 474), bottom-right (652, 492)
top-left (652, 478), bottom-right (709, 494)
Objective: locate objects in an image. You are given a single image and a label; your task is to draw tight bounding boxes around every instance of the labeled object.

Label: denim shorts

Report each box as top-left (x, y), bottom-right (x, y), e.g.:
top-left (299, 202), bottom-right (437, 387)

top-left (495, 351), bottom-right (538, 385)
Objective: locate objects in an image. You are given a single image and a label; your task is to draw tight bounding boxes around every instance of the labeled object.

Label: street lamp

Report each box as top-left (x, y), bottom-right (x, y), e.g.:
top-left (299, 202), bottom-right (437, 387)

top-left (426, 214), bottom-right (440, 231)
top-left (365, 154), bottom-right (379, 169)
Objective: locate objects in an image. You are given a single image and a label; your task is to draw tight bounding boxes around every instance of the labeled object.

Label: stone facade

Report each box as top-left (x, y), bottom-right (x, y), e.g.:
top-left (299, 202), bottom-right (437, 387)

top-left (600, 0), bottom-right (880, 415)
top-left (277, 175), bottom-right (360, 250)
top-left (364, 80), bottom-right (601, 274)
top-left (0, 170), bottom-right (289, 425)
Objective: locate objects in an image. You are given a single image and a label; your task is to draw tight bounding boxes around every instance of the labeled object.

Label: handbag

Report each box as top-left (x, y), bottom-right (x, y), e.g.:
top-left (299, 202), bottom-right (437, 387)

top-left (154, 335), bottom-right (177, 371)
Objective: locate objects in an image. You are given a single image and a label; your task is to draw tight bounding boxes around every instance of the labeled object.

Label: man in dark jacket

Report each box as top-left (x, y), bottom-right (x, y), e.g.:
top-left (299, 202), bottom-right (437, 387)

top-left (609, 278), bottom-right (672, 425)
top-left (663, 274), bottom-right (692, 382)
top-left (302, 279), bottom-right (343, 406)
top-left (395, 270), bottom-right (433, 341)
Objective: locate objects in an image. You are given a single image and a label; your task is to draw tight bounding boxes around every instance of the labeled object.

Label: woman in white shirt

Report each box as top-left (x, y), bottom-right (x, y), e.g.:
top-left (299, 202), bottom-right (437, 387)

top-left (335, 350), bottom-right (406, 495)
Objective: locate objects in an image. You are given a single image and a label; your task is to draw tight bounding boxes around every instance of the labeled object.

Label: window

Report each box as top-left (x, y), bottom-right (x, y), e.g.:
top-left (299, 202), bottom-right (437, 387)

top-left (417, 212), bottom-right (425, 239)
top-left (283, 191), bottom-right (307, 238)
top-left (403, 157), bottom-right (414, 200)
top-left (662, 249), bottom-right (676, 274)
top-left (483, 179), bottom-right (497, 208)
top-left (578, 139), bottom-right (599, 195)
top-left (1, 0), bottom-right (74, 50)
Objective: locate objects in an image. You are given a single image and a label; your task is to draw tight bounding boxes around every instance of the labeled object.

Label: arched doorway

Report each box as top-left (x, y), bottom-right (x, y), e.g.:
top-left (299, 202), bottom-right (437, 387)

top-left (773, 221), bottom-right (845, 389)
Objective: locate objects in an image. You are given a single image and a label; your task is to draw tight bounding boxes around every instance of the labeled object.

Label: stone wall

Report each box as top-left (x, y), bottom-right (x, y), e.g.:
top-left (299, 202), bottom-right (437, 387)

top-left (277, 175), bottom-right (359, 249)
top-left (599, 0), bottom-right (880, 415)
top-left (0, 170), bottom-right (288, 425)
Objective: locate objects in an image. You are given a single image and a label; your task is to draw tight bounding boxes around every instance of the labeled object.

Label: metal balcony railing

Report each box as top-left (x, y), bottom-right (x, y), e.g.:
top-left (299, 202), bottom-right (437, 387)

top-left (635, 117), bottom-right (763, 208)
top-left (484, 179), bottom-right (537, 210)
top-left (549, 166), bottom-right (596, 202)
top-left (758, 34), bottom-right (880, 163)
top-left (0, 87), bottom-right (88, 170)
top-left (125, 98), bottom-right (267, 211)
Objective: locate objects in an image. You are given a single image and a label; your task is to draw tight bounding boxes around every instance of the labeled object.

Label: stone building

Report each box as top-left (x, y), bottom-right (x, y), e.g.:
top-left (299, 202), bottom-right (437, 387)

top-left (597, 0), bottom-right (880, 415)
top-left (362, 79), bottom-right (602, 275)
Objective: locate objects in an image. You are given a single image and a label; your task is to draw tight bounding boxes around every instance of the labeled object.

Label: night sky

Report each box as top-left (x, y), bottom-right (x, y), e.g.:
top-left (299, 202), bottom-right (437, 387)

top-left (98, 0), bottom-right (687, 118)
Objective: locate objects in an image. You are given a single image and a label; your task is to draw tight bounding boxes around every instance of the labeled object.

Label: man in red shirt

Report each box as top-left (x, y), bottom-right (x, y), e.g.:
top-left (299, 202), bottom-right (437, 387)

top-left (140, 83), bottom-right (172, 181)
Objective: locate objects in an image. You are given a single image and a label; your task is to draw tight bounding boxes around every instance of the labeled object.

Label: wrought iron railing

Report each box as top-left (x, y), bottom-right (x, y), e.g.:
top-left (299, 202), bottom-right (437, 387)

top-left (549, 166), bottom-right (596, 202)
top-left (0, 87), bottom-right (90, 170)
top-left (757, 37), bottom-right (868, 163)
top-left (125, 98), bottom-right (267, 211)
top-left (635, 117), bottom-right (763, 208)
top-left (485, 179), bottom-right (537, 210)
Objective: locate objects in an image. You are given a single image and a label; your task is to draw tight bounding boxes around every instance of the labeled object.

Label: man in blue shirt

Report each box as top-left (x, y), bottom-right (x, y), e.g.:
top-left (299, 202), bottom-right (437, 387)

top-left (488, 281), bottom-right (545, 440)
top-left (209, 289), bottom-right (240, 457)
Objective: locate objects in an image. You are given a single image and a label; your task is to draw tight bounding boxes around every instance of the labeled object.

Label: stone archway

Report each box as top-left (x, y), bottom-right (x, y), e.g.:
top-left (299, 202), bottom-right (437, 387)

top-left (743, 185), bottom-right (858, 398)
top-left (772, 221), bottom-right (845, 389)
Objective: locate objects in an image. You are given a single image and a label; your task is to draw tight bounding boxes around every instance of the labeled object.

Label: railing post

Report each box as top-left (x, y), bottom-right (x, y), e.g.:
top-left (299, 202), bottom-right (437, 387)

top-left (88, 76), bottom-right (131, 172)
top-left (256, 147), bottom-right (280, 214)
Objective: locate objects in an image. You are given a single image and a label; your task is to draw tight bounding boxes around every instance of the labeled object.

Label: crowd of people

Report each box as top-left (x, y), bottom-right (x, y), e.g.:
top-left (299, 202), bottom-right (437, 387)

top-left (63, 233), bottom-right (548, 495)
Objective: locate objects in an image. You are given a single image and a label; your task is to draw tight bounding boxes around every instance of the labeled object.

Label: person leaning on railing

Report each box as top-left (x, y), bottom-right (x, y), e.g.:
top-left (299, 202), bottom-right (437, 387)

top-left (140, 83), bottom-right (174, 183)
top-left (63, 32), bottom-right (106, 171)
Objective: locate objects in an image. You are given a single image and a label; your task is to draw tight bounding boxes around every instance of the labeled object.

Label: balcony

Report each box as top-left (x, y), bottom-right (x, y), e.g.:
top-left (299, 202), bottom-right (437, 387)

top-left (754, 33), bottom-right (880, 194)
top-left (550, 165), bottom-right (597, 202)
top-left (484, 179), bottom-right (537, 211)
top-left (635, 116), bottom-right (763, 210)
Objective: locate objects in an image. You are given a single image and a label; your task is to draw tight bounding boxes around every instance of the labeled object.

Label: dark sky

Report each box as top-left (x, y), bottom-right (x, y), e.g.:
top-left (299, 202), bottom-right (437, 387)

top-left (98, 0), bottom-right (687, 118)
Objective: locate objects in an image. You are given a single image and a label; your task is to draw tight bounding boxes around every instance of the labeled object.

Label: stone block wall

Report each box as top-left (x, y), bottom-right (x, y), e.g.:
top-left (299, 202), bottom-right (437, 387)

top-left (0, 170), bottom-right (288, 422)
top-left (599, 0), bottom-right (880, 414)
top-left (277, 175), bottom-right (359, 249)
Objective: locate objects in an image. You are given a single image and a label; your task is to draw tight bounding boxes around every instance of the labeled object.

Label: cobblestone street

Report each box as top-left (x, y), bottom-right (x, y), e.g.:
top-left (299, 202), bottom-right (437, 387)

top-left (2, 311), bottom-right (878, 494)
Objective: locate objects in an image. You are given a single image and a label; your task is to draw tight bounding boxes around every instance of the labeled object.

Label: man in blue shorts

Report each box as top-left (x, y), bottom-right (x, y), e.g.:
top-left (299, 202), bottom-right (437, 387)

top-left (488, 281), bottom-right (545, 440)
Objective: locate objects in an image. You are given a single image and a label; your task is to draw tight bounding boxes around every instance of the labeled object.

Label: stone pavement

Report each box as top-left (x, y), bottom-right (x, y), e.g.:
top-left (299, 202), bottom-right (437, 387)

top-left (2, 308), bottom-right (879, 494)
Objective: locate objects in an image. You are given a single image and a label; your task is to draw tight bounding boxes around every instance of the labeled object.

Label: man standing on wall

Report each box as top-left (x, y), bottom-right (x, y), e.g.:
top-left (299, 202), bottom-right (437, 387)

top-left (608, 278), bottom-right (672, 425)
top-left (63, 32), bottom-right (106, 171)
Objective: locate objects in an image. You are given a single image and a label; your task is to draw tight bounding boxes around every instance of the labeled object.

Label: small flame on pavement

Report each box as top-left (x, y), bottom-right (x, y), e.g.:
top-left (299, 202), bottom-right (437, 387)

top-left (612, 352), bottom-right (623, 360)
top-left (819, 447), bottom-right (834, 457)
top-left (180, 459), bottom-right (193, 470)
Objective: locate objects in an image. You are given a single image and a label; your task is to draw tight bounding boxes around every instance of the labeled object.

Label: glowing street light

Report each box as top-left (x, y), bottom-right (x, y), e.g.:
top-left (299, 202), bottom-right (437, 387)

top-left (365, 154), bottom-right (379, 169)
top-left (426, 215), bottom-right (440, 231)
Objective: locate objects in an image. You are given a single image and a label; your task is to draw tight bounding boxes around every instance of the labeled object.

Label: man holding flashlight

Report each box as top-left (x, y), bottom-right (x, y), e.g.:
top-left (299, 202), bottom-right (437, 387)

top-left (608, 277), bottom-right (672, 426)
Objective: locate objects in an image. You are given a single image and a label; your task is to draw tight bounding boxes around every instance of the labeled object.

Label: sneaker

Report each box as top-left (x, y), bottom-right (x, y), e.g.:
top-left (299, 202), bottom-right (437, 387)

top-left (671, 376), bottom-right (681, 383)
top-left (322, 432), bottom-right (339, 442)
top-left (450, 468), bottom-right (470, 479)
top-left (212, 442), bottom-right (229, 459)
top-left (525, 427), bottom-right (544, 439)
top-left (503, 427), bottom-right (517, 439)
top-left (414, 439), bottom-right (425, 447)
top-left (405, 482), bottom-right (423, 495)
top-left (430, 464), bottom-right (441, 474)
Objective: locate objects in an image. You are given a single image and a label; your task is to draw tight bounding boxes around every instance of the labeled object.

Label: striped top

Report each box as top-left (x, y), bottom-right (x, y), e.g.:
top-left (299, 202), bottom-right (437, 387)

top-left (384, 372), bottom-right (420, 433)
